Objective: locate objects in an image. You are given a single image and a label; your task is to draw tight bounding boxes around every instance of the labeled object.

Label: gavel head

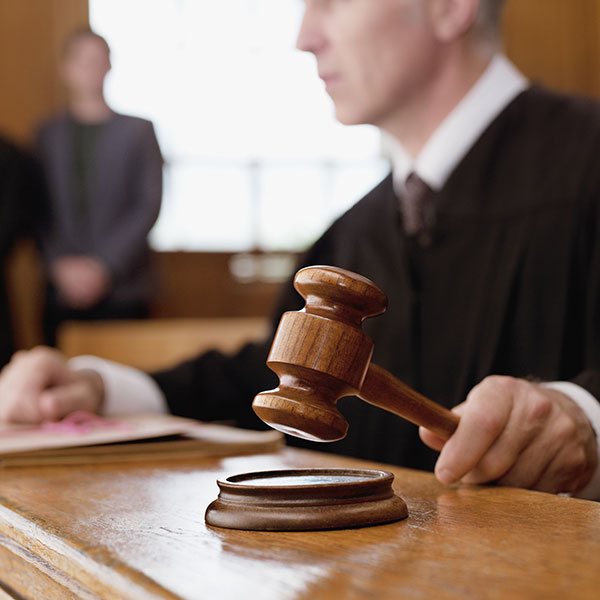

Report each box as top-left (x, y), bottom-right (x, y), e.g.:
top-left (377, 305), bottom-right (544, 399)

top-left (252, 266), bottom-right (387, 442)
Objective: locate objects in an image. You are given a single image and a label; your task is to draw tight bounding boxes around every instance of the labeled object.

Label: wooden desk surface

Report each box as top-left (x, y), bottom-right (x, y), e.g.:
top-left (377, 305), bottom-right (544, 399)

top-left (0, 447), bottom-right (599, 600)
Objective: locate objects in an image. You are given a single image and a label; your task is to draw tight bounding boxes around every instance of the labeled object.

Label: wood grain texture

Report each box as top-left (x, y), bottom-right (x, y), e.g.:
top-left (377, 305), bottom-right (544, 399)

top-left (0, 448), bottom-right (599, 599)
top-left (0, 536), bottom-right (98, 600)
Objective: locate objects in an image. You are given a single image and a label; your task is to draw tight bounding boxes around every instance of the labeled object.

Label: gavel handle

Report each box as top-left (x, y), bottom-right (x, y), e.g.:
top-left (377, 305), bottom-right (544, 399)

top-left (359, 363), bottom-right (459, 441)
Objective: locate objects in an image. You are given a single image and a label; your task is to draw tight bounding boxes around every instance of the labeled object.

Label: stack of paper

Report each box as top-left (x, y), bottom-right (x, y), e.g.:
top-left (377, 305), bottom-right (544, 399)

top-left (0, 412), bottom-right (284, 467)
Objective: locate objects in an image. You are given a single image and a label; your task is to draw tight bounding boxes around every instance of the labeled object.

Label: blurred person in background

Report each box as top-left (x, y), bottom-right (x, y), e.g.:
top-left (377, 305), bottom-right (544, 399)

top-left (35, 29), bottom-right (163, 346)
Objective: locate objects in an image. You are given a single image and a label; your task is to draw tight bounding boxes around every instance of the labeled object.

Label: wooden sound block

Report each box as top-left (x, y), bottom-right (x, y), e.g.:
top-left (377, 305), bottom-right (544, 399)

top-left (205, 468), bottom-right (408, 531)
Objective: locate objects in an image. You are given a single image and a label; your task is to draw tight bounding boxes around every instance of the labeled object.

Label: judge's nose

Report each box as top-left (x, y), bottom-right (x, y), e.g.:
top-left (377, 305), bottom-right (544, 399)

top-left (295, 4), bottom-right (328, 55)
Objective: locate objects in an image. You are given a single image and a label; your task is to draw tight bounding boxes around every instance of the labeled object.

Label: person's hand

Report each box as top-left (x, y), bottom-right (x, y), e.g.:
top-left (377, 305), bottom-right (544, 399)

top-left (51, 255), bottom-right (111, 309)
top-left (0, 346), bottom-right (104, 424)
top-left (419, 376), bottom-right (598, 495)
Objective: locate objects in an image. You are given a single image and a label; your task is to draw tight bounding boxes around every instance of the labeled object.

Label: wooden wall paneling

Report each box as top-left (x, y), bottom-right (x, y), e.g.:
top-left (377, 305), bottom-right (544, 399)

top-left (151, 252), bottom-right (296, 319)
top-left (504, 0), bottom-right (600, 98)
top-left (0, 1), bottom-right (54, 143)
top-left (0, 0), bottom-right (89, 143)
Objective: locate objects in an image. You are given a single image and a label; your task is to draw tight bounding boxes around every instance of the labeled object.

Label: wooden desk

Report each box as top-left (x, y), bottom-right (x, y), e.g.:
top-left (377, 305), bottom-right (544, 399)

top-left (0, 447), bottom-right (599, 599)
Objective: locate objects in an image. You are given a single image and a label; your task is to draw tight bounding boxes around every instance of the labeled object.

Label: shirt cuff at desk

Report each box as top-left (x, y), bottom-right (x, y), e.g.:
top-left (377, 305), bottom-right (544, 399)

top-left (68, 355), bottom-right (168, 417)
top-left (542, 381), bottom-right (600, 501)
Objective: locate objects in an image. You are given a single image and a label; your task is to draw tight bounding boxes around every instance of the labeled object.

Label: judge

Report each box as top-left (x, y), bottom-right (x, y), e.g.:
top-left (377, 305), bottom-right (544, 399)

top-left (1, 0), bottom-right (600, 499)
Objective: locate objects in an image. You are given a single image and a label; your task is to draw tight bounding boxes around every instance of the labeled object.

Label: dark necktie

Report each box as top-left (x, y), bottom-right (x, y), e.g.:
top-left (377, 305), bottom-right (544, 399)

top-left (400, 172), bottom-right (435, 245)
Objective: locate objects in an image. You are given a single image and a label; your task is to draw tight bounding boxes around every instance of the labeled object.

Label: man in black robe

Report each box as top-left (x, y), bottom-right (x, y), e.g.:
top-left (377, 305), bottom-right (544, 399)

top-left (1, 0), bottom-right (599, 498)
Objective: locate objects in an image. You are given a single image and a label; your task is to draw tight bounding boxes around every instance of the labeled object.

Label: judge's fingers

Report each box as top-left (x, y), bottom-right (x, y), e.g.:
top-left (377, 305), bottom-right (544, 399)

top-left (497, 394), bottom-right (598, 493)
top-left (38, 371), bottom-right (105, 422)
top-left (419, 427), bottom-right (446, 451)
top-left (458, 382), bottom-right (555, 486)
top-left (0, 347), bottom-right (73, 423)
top-left (529, 443), bottom-right (596, 494)
top-left (434, 376), bottom-right (518, 485)
top-left (495, 442), bottom-right (587, 494)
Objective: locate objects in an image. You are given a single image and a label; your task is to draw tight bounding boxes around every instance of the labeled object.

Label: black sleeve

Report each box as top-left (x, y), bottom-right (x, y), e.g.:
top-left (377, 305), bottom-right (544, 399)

top-left (150, 340), bottom-right (276, 428)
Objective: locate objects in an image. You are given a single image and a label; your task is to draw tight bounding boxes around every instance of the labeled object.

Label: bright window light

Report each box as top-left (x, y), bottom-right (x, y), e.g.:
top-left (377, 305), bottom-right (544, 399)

top-left (90, 0), bottom-right (389, 251)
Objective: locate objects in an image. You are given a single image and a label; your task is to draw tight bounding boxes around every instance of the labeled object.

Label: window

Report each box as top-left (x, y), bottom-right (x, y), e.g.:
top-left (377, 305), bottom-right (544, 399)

top-left (90, 0), bottom-right (389, 251)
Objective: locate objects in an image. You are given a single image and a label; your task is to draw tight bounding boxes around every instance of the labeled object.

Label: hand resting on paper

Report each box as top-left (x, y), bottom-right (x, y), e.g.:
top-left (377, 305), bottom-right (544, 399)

top-left (0, 347), bottom-right (104, 424)
top-left (419, 376), bottom-right (598, 495)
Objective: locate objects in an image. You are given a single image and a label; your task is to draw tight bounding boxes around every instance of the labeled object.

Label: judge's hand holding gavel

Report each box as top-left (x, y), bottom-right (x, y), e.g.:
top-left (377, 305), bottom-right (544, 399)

top-left (419, 376), bottom-right (596, 493)
top-left (253, 266), bottom-right (598, 496)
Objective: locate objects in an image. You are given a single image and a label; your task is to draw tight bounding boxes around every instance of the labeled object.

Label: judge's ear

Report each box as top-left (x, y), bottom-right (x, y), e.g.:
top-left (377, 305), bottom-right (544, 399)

top-left (427, 0), bottom-right (480, 42)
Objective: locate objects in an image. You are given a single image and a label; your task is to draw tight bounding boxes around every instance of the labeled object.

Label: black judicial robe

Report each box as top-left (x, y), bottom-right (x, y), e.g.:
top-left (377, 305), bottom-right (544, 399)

top-left (152, 86), bottom-right (600, 472)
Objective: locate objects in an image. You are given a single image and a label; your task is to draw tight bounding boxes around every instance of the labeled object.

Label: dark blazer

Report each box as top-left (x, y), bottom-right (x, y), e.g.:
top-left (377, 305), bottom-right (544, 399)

top-left (35, 111), bottom-right (163, 306)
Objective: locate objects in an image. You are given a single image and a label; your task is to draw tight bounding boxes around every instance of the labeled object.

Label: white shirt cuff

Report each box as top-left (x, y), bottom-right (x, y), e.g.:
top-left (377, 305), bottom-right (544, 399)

top-left (542, 381), bottom-right (600, 500)
top-left (68, 355), bottom-right (169, 417)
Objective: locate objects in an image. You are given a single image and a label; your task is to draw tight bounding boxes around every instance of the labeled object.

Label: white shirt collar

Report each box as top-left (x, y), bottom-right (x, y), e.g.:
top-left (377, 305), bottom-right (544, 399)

top-left (390, 54), bottom-right (529, 194)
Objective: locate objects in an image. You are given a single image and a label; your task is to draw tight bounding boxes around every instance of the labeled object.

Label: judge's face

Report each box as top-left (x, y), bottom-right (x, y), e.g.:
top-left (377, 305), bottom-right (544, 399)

top-left (296, 0), bottom-right (442, 129)
top-left (60, 36), bottom-right (111, 96)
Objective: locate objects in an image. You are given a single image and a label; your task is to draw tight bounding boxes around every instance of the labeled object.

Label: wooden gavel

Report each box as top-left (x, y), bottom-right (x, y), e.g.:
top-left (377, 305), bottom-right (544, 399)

top-left (253, 266), bottom-right (460, 442)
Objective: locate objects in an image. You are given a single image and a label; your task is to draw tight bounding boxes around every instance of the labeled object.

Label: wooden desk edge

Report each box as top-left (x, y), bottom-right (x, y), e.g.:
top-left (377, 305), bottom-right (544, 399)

top-left (0, 499), bottom-right (180, 600)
